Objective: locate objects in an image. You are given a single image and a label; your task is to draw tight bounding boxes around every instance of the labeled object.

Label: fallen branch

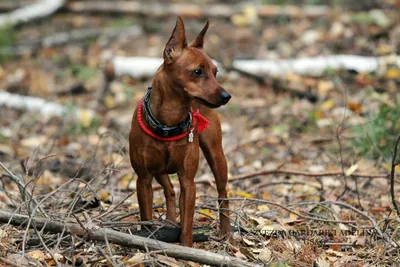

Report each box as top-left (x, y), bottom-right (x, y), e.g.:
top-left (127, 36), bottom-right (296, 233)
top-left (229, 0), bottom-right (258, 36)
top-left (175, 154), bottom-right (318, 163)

top-left (224, 197), bottom-right (355, 224)
top-left (67, 1), bottom-right (329, 18)
top-left (226, 168), bottom-right (389, 182)
top-left (390, 135), bottom-right (400, 217)
top-left (0, 0), bottom-right (65, 28)
top-left (0, 91), bottom-right (96, 120)
top-left (0, 210), bottom-right (256, 267)
top-left (1, 26), bottom-right (142, 56)
top-left (226, 65), bottom-right (318, 102)
top-left (151, 168), bottom-right (389, 191)
top-left (231, 55), bottom-right (400, 76)
top-left (110, 55), bottom-right (400, 79)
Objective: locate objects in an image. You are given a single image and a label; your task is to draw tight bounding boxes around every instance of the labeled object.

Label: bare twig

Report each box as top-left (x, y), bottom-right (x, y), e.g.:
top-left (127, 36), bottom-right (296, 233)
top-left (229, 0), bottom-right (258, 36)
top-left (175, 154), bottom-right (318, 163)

top-left (334, 77), bottom-right (349, 200)
top-left (223, 197), bottom-right (355, 224)
top-left (226, 168), bottom-right (389, 182)
top-left (33, 227), bottom-right (60, 266)
top-left (109, 204), bottom-right (164, 222)
top-left (390, 135), bottom-right (400, 217)
top-left (94, 190), bottom-right (136, 220)
top-left (151, 168), bottom-right (388, 192)
top-left (0, 161), bottom-right (47, 217)
top-left (292, 201), bottom-right (399, 247)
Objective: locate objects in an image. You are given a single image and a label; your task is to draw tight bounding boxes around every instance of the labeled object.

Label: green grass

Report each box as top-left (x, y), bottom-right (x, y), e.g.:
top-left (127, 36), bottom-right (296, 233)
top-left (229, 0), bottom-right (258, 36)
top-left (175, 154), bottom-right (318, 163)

top-left (353, 104), bottom-right (400, 161)
top-left (110, 17), bottom-right (137, 28)
top-left (0, 25), bottom-right (16, 63)
top-left (70, 64), bottom-right (98, 81)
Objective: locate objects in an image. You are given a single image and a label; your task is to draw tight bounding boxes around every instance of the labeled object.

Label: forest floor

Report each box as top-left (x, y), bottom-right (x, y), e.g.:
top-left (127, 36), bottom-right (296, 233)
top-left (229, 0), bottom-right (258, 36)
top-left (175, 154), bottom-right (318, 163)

top-left (1, 1), bottom-right (400, 266)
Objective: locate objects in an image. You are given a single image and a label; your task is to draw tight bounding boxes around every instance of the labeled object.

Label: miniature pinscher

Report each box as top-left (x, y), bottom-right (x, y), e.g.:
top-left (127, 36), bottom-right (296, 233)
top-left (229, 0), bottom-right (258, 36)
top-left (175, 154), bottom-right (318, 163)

top-left (129, 17), bottom-right (231, 247)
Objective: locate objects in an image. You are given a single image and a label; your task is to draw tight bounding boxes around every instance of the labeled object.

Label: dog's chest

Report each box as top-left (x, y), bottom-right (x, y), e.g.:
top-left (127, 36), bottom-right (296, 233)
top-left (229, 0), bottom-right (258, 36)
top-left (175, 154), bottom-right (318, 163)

top-left (164, 142), bottom-right (198, 173)
top-left (132, 139), bottom-right (199, 175)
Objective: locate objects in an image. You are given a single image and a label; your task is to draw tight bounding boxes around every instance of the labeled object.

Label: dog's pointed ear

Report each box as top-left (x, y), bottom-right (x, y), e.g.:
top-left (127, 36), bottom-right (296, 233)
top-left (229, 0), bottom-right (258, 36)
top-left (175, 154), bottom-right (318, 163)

top-left (190, 20), bottom-right (209, 48)
top-left (164, 16), bottom-right (187, 63)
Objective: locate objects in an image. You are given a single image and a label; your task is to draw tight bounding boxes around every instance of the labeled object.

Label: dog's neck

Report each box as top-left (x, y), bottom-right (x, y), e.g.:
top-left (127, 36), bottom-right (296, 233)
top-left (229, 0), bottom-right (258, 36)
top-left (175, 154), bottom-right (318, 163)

top-left (148, 66), bottom-right (192, 126)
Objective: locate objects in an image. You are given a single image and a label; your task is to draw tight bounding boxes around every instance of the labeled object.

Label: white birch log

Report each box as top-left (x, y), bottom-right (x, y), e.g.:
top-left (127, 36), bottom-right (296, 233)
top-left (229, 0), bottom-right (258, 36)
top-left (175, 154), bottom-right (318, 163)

top-left (233, 55), bottom-right (400, 76)
top-left (113, 57), bottom-right (163, 79)
top-left (111, 55), bottom-right (400, 78)
top-left (0, 91), bottom-right (95, 120)
top-left (112, 57), bottom-right (226, 79)
top-left (0, 0), bottom-right (65, 28)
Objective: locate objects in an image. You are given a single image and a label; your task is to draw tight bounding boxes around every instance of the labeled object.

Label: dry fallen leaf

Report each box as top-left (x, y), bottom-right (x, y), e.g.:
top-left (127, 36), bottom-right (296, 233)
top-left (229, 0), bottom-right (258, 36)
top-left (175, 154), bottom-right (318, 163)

top-left (27, 250), bottom-right (46, 260)
top-left (316, 253), bottom-right (332, 267)
top-left (243, 237), bottom-right (256, 246)
top-left (256, 248), bottom-right (272, 263)
top-left (345, 164), bottom-right (358, 176)
top-left (320, 99), bottom-right (336, 111)
top-left (20, 136), bottom-right (46, 148)
top-left (384, 68), bottom-right (400, 79)
top-left (232, 190), bottom-right (255, 198)
top-left (124, 252), bottom-right (145, 265)
top-left (78, 110), bottom-right (93, 128)
top-left (317, 80), bottom-right (334, 98)
top-left (198, 208), bottom-right (216, 219)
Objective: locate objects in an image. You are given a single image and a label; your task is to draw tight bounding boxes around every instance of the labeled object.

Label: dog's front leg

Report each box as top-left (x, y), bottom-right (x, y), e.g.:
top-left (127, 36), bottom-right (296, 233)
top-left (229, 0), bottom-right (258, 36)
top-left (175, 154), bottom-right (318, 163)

top-left (178, 160), bottom-right (198, 247)
top-left (136, 174), bottom-right (154, 224)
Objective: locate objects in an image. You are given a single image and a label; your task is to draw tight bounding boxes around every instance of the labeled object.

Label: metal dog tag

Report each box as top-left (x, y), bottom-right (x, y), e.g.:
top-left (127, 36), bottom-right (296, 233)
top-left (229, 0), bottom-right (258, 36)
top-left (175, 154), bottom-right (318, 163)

top-left (188, 129), bottom-right (194, 143)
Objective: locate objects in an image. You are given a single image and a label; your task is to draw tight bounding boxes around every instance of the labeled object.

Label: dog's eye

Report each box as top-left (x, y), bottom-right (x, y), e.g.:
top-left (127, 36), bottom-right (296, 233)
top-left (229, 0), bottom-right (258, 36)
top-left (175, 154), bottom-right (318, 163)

top-left (192, 69), bottom-right (203, 77)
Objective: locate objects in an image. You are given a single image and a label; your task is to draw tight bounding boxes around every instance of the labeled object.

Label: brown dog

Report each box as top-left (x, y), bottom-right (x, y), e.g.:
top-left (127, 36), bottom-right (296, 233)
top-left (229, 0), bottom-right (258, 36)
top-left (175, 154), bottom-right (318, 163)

top-left (129, 16), bottom-right (231, 247)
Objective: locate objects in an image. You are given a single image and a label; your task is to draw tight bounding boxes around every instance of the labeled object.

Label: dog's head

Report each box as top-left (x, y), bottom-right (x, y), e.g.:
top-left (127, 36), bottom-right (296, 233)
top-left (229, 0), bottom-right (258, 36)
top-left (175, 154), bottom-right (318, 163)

top-left (163, 17), bottom-right (231, 108)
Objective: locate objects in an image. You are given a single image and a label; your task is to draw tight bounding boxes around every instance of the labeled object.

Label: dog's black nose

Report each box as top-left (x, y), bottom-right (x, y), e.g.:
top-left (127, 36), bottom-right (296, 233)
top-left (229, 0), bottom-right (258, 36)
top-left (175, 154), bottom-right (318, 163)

top-left (220, 91), bottom-right (231, 105)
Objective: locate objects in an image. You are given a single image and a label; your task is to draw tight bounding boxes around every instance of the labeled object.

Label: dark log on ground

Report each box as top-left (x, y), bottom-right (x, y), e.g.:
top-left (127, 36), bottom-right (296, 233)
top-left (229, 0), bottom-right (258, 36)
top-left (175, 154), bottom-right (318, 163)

top-left (132, 226), bottom-right (211, 243)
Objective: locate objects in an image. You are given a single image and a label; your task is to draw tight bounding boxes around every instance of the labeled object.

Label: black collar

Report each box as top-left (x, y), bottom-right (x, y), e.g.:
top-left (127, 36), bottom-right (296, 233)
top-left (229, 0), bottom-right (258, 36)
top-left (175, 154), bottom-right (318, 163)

top-left (142, 87), bottom-right (192, 137)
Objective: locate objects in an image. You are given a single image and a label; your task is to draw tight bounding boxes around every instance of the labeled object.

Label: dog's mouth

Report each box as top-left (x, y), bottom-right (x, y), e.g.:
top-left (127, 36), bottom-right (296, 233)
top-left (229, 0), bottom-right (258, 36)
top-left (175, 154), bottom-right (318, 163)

top-left (194, 97), bottom-right (221, 108)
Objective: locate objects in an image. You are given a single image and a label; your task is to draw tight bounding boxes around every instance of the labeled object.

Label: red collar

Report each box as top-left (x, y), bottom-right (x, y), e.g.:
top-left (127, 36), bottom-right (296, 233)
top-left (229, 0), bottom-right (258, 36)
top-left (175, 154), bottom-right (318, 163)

top-left (137, 97), bottom-right (210, 142)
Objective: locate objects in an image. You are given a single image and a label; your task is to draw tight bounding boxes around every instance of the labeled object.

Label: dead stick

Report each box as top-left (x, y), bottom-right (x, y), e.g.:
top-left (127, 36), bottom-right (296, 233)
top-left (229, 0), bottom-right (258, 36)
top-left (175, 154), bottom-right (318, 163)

top-left (0, 210), bottom-right (256, 267)
top-left (227, 168), bottom-right (389, 182)
top-left (152, 168), bottom-right (389, 191)
top-left (225, 197), bottom-right (355, 224)
top-left (390, 135), bottom-right (400, 217)
top-left (67, 1), bottom-right (329, 18)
